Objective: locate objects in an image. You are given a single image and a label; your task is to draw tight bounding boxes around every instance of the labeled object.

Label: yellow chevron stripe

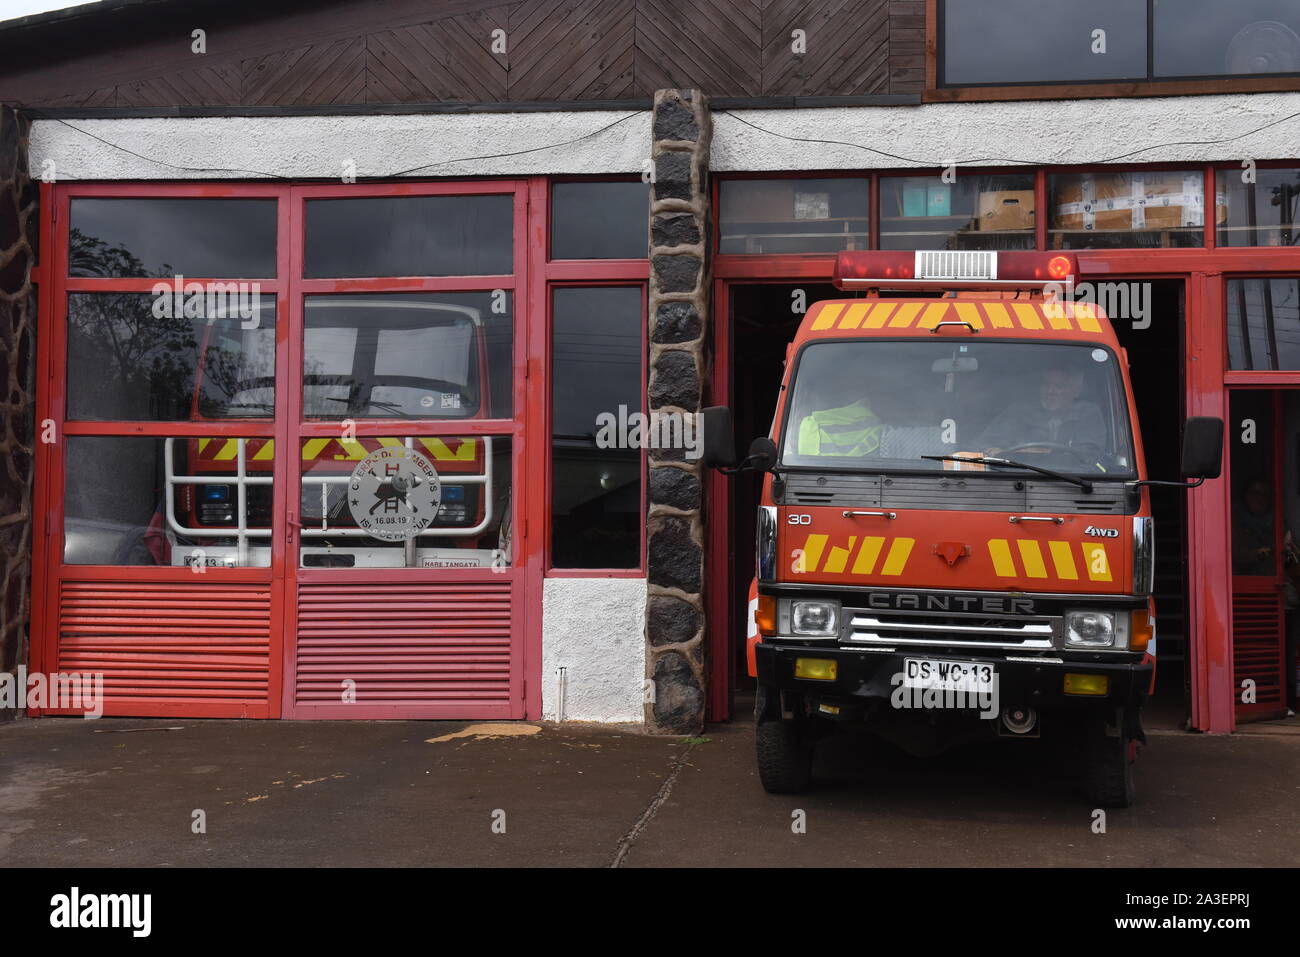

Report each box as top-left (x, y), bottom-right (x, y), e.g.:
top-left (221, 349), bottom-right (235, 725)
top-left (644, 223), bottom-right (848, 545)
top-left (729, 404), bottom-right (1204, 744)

top-left (1012, 303), bottom-right (1044, 330)
top-left (422, 437), bottom-right (477, 461)
top-left (838, 302), bottom-right (871, 330)
top-left (953, 301), bottom-right (985, 330)
top-left (880, 538), bottom-right (915, 576)
top-left (988, 539), bottom-right (1016, 577)
top-left (1073, 301), bottom-right (1103, 333)
top-left (812, 304), bottom-right (844, 331)
top-left (801, 534), bottom-right (829, 573)
top-left (863, 302), bottom-right (898, 329)
top-left (252, 440), bottom-right (274, 461)
top-left (983, 302), bottom-right (1015, 329)
top-left (1016, 539), bottom-right (1048, 578)
top-left (916, 301), bottom-right (952, 330)
top-left (1049, 540), bottom-right (1079, 580)
top-left (1082, 543), bottom-right (1112, 581)
top-left (823, 536), bottom-right (857, 573)
top-left (889, 302), bottom-right (926, 328)
top-left (301, 438), bottom-right (331, 460)
top-left (212, 439), bottom-right (239, 461)
top-left (198, 438), bottom-right (211, 454)
top-left (335, 439), bottom-right (370, 460)
top-left (1044, 301), bottom-right (1073, 331)
top-left (852, 536), bottom-right (886, 575)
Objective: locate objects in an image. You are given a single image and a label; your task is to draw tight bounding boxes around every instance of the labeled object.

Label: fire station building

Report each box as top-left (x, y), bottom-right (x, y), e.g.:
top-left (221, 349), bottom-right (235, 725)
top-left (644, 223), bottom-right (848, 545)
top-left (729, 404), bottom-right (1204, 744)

top-left (0, 0), bottom-right (1297, 733)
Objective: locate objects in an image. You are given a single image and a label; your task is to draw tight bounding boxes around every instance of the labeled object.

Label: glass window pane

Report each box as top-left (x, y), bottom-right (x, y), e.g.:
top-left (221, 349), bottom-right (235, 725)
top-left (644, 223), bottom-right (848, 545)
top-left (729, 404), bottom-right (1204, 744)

top-left (1049, 171), bottom-right (1208, 249)
top-left (64, 436), bottom-right (272, 567)
top-left (942, 0), bottom-right (1147, 85)
top-left (1227, 278), bottom-right (1300, 370)
top-left (303, 292), bottom-right (513, 420)
top-left (551, 287), bottom-right (643, 569)
top-left (1218, 166), bottom-right (1300, 246)
top-left (719, 178), bottom-right (868, 254)
top-left (552, 181), bottom-right (648, 259)
top-left (879, 174), bottom-right (1036, 250)
top-left (67, 292), bottom-right (276, 421)
top-left (1155, 0), bottom-right (1300, 78)
top-left (69, 198), bottom-right (276, 278)
top-left (305, 195), bottom-right (513, 277)
top-left (298, 435), bottom-right (512, 569)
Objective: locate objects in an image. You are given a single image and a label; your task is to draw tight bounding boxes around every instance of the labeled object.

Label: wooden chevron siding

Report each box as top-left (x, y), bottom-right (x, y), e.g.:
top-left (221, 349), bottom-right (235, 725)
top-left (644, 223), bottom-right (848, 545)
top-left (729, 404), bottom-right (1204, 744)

top-left (1, 0), bottom-right (922, 108)
top-left (762, 0), bottom-right (890, 97)
top-left (635, 0), bottom-right (762, 97)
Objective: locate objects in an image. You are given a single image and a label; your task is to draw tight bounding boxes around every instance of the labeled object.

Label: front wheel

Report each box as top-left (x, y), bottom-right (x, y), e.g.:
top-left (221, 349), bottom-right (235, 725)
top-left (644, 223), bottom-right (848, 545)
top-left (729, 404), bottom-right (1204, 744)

top-left (755, 717), bottom-right (813, 794)
top-left (1085, 726), bottom-right (1137, 808)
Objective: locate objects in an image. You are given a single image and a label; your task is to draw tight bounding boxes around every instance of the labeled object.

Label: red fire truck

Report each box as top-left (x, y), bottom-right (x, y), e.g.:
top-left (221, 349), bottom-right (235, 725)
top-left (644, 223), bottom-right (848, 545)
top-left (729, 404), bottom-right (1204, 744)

top-left (704, 250), bottom-right (1223, 807)
top-left (127, 297), bottom-right (507, 570)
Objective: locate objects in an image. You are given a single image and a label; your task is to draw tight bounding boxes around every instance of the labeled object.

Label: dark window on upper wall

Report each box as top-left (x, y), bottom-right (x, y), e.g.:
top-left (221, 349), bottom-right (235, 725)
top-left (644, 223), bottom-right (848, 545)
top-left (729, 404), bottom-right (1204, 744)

top-left (719, 178), bottom-right (869, 254)
top-left (66, 293), bottom-right (276, 421)
top-left (940, 0), bottom-right (1147, 85)
top-left (551, 182), bottom-right (648, 259)
top-left (1049, 170), bottom-right (1210, 249)
top-left (1154, 0), bottom-right (1300, 78)
top-left (879, 174), bottom-right (1036, 250)
top-left (69, 198), bottom-right (277, 278)
top-left (305, 195), bottom-right (512, 277)
top-left (1227, 278), bottom-right (1300, 370)
top-left (1219, 166), bottom-right (1300, 247)
top-left (551, 286), bottom-right (643, 569)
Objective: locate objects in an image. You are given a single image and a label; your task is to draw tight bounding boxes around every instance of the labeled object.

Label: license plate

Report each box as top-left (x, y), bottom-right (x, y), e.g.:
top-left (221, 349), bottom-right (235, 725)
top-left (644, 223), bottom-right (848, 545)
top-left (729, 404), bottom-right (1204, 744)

top-left (902, 658), bottom-right (996, 693)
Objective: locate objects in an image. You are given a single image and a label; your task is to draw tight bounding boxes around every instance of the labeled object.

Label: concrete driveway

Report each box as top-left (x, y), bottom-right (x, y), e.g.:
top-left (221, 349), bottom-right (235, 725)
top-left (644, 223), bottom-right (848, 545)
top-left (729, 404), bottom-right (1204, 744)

top-left (1, 713), bottom-right (1295, 867)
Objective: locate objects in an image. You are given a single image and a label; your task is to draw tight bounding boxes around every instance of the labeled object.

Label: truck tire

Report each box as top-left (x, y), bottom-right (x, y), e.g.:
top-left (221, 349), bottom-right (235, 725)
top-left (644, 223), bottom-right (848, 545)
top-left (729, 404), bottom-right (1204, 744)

top-left (755, 717), bottom-right (813, 794)
top-left (1085, 729), bottom-right (1136, 808)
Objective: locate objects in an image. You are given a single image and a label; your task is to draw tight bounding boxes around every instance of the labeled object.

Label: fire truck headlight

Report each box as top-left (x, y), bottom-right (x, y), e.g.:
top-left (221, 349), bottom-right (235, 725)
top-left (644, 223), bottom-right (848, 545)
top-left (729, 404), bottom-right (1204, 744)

top-left (790, 600), bottom-right (840, 637)
top-left (1064, 610), bottom-right (1127, 649)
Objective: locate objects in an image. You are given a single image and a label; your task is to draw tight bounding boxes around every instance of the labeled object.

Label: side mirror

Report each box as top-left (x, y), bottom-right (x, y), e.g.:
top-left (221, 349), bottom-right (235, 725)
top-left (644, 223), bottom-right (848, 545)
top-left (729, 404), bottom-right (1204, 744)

top-left (1181, 416), bottom-right (1224, 480)
top-left (700, 406), bottom-right (737, 468)
top-left (744, 436), bottom-right (778, 473)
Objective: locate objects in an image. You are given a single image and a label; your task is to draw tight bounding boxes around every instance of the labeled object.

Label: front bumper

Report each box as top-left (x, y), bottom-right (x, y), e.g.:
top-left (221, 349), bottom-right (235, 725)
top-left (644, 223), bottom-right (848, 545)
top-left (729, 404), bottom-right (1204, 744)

top-left (755, 643), bottom-right (1151, 712)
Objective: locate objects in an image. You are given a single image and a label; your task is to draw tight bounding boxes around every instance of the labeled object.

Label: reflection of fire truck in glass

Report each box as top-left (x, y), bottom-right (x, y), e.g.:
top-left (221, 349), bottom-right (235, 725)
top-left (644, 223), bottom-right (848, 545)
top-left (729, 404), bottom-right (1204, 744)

top-left (158, 297), bottom-right (508, 569)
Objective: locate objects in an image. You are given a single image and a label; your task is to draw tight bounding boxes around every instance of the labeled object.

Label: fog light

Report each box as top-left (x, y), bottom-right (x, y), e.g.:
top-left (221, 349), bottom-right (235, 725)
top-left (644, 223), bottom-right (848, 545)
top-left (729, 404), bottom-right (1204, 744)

top-left (795, 658), bottom-right (838, 681)
top-left (1064, 673), bottom-right (1109, 696)
top-left (818, 703), bottom-right (841, 715)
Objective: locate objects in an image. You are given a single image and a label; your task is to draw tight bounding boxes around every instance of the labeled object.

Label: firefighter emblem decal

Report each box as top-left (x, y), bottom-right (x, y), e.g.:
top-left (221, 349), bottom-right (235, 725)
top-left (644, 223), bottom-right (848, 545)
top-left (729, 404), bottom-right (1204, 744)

top-left (348, 446), bottom-right (442, 541)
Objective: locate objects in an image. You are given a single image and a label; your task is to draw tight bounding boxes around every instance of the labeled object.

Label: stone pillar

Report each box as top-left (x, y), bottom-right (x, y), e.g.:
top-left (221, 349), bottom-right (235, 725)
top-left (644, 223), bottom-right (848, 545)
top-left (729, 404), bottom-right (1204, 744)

top-left (645, 90), bottom-right (711, 735)
top-left (0, 105), bottom-right (36, 722)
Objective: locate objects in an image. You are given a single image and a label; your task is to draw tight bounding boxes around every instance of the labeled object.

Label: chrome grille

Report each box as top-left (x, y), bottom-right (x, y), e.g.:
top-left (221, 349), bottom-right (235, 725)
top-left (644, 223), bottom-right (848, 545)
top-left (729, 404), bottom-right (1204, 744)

top-left (845, 608), bottom-right (1057, 650)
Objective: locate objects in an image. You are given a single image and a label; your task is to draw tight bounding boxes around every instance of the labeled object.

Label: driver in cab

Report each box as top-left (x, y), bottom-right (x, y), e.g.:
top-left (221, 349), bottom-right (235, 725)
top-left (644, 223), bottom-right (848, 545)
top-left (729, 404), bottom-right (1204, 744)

top-left (976, 366), bottom-right (1106, 457)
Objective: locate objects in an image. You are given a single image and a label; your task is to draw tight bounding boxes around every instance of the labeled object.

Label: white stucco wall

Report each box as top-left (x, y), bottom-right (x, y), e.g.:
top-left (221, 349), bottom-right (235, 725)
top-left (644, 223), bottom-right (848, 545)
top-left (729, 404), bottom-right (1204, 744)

top-left (28, 92), bottom-right (1300, 180)
top-left (541, 577), bottom-right (646, 725)
top-left (712, 93), bottom-right (1300, 170)
top-left (28, 111), bottom-right (650, 180)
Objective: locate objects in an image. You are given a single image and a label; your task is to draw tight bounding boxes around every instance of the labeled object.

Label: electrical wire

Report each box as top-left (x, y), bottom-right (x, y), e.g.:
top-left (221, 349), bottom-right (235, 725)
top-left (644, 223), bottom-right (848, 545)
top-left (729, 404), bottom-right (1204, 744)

top-left (45, 111), bottom-right (645, 180)
top-left (716, 107), bottom-right (1300, 168)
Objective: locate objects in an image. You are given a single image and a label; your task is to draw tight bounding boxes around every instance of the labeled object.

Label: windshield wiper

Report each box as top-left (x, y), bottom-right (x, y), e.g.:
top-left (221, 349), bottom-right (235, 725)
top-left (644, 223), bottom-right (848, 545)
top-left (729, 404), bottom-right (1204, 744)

top-left (322, 396), bottom-right (413, 417)
top-left (920, 455), bottom-right (1093, 493)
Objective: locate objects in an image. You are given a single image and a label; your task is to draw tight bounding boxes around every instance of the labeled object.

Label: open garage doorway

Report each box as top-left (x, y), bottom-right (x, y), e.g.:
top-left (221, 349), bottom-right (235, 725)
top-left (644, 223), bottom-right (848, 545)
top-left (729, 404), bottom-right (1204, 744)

top-left (709, 277), bottom-right (1191, 728)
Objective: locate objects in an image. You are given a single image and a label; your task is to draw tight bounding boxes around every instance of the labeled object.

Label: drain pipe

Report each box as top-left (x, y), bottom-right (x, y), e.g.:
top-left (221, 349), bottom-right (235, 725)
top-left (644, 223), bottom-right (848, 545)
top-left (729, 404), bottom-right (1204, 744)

top-left (556, 666), bottom-right (568, 723)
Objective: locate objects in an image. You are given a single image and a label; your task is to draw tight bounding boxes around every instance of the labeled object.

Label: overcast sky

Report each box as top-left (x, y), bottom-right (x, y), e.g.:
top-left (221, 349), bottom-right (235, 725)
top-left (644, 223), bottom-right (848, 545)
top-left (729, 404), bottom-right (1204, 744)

top-left (0, 0), bottom-right (99, 23)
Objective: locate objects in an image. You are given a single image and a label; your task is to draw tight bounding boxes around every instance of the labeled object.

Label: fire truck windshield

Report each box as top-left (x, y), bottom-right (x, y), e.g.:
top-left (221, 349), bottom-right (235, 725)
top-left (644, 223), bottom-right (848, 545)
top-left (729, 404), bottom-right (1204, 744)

top-left (780, 339), bottom-right (1136, 477)
top-left (198, 298), bottom-right (483, 418)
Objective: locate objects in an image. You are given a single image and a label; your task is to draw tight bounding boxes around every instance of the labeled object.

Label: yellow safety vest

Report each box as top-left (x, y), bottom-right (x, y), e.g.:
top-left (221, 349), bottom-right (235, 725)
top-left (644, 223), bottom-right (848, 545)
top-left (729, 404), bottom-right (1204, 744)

top-left (797, 399), bottom-right (882, 456)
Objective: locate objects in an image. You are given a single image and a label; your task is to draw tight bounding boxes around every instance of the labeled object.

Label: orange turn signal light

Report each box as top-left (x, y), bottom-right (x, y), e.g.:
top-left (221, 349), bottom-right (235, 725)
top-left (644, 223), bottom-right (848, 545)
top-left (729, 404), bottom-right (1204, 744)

top-left (755, 594), bottom-right (776, 636)
top-left (1130, 609), bottom-right (1153, 653)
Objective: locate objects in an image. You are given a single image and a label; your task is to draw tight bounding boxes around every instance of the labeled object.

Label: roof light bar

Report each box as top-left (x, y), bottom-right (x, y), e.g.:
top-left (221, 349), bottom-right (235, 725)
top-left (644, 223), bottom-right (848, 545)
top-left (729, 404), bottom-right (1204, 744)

top-left (832, 251), bottom-right (1080, 290)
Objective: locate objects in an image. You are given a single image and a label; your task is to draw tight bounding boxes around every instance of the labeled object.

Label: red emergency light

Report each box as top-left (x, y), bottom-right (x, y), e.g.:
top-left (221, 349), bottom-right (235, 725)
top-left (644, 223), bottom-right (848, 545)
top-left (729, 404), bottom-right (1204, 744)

top-left (832, 251), bottom-right (1079, 289)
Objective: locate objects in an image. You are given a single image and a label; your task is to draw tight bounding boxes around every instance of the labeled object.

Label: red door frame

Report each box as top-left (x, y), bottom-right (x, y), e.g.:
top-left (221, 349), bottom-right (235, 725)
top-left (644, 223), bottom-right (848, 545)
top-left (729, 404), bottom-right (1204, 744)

top-left (706, 241), bottom-right (1300, 732)
top-left (31, 178), bottom-right (550, 720)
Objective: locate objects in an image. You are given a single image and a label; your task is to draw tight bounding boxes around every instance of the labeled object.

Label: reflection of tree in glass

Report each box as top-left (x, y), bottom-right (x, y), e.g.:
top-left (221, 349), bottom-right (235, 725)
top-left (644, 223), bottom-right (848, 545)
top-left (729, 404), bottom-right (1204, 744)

top-left (67, 229), bottom-right (199, 419)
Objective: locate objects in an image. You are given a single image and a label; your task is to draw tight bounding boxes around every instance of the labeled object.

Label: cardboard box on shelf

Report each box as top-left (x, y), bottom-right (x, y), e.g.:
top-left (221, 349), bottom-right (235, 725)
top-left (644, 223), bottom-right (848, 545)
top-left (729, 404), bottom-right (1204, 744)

top-left (978, 190), bottom-right (1036, 231)
top-left (1052, 172), bottom-right (1227, 233)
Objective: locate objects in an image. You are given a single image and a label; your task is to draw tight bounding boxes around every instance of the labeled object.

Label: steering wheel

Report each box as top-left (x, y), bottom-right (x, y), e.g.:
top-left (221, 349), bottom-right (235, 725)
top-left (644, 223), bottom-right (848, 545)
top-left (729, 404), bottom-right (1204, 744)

top-left (998, 441), bottom-right (1095, 468)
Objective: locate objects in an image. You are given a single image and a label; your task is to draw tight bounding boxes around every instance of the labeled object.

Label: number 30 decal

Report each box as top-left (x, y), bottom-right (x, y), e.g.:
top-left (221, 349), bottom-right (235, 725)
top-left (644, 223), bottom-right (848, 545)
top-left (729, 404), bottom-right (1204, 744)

top-left (788, 514), bottom-right (812, 525)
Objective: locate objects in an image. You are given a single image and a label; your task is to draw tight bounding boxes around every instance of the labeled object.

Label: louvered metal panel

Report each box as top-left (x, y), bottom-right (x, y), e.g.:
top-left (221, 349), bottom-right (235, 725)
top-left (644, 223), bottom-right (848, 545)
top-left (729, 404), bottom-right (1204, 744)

top-left (290, 581), bottom-right (518, 719)
top-left (1231, 590), bottom-right (1286, 718)
top-left (784, 473), bottom-right (1130, 514)
top-left (55, 581), bottom-right (273, 717)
